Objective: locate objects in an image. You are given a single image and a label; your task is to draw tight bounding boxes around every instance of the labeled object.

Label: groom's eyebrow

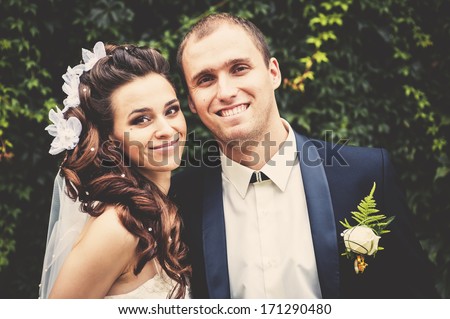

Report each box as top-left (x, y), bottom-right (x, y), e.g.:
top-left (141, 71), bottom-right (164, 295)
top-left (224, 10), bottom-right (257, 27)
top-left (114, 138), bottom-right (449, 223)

top-left (190, 58), bottom-right (252, 84)
top-left (190, 68), bottom-right (214, 84)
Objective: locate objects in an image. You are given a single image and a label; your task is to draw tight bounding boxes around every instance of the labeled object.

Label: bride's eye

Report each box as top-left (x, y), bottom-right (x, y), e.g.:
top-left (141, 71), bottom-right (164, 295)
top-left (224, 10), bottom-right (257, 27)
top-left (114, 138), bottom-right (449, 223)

top-left (165, 105), bottom-right (180, 116)
top-left (131, 115), bottom-right (152, 125)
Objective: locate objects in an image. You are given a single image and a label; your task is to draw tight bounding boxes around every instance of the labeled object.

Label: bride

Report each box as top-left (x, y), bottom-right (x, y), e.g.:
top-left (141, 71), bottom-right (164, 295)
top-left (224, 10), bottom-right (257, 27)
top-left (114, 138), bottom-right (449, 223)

top-left (39, 42), bottom-right (190, 298)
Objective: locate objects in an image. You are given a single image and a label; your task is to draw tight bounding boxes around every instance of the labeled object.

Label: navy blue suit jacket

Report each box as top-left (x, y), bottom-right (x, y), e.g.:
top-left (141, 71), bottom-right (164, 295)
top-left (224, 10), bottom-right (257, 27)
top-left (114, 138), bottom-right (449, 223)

top-left (171, 132), bottom-right (437, 298)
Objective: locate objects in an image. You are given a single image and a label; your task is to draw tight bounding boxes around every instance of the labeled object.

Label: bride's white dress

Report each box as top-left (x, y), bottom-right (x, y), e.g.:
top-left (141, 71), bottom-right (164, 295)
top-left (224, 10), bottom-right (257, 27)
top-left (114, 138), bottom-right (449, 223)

top-left (105, 270), bottom-right (188, 299)
top-left (40, 175), bottom-right (189, 299)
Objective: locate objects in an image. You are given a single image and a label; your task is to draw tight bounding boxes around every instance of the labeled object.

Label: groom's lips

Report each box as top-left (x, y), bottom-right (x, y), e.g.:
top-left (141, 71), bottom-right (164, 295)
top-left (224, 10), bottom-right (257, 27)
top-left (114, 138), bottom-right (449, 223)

top-left (216, 103), bottom-right (249, 117)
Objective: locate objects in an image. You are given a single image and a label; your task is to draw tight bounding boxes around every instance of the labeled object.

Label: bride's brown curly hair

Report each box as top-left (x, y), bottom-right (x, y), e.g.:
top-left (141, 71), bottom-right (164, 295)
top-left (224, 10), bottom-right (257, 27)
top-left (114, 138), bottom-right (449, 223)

top-left (60, 43), bottom-right (190, 298)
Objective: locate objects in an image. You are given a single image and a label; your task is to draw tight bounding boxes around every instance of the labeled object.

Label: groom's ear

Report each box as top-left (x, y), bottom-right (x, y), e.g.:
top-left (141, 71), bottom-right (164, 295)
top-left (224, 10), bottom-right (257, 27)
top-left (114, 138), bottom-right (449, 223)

top-left (187, 95), bottom-right (197, 114)
top-left (269, 57), bottom-right (282, 90)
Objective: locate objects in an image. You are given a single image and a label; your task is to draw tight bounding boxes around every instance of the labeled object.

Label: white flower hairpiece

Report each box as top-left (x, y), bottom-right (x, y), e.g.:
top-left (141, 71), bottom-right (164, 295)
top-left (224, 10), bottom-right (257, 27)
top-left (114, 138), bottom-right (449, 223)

top-left (82, 41), bottom-right (107, 72)
top-left (61, 41), bottom-right (106, 112)
top-left (45, 107), bottom-right (82, 155)
top-left (46, 41), bottom-right (106, 155)
top-left (62, 64), bottom-right (84, 112)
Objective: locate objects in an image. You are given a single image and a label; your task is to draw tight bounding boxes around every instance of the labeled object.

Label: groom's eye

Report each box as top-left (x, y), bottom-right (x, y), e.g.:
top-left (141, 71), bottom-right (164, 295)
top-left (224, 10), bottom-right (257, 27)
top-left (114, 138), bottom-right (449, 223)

top-left (197, 75), bottom-right (214, 86)
top-left (232, 64), bottom-right (249, 74)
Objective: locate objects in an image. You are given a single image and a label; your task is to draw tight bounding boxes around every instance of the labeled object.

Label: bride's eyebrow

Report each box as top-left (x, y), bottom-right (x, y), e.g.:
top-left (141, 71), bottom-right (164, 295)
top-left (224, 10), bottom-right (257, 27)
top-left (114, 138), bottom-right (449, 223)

top-left (128, 107), bottom-right (152, 118)
top-left (127, 99), bottom-right (179, 118)
top-left (165, 98), bottom-right (179, 107)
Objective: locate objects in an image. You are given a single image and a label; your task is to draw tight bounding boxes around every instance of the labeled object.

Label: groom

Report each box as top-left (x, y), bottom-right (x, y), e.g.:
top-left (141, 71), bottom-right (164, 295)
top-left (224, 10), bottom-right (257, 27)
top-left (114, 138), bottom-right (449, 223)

top-left (171, 13), bottom-right (437, 298)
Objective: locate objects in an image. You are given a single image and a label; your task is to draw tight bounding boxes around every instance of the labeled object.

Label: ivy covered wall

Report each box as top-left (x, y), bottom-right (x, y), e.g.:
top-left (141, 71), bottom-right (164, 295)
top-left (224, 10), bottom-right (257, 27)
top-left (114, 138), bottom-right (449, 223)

top-left (1, 0), bottom-right (449, 298)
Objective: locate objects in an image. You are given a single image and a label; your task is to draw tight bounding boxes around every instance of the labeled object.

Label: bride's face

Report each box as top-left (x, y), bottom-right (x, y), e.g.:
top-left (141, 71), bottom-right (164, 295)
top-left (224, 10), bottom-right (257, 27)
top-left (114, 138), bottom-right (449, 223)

top-left (110, 73), bottom-right (186, 176)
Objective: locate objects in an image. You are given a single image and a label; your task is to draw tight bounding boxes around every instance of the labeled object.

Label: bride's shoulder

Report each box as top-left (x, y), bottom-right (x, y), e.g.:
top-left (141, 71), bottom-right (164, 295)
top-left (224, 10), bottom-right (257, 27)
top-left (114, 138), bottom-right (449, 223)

top-left (75, 206), bottom-right (138, 251)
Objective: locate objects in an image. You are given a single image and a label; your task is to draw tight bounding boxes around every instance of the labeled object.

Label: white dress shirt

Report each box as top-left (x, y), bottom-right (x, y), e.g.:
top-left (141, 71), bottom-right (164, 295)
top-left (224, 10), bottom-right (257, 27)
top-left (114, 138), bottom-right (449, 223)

top-left (220, 120), bottom-right (322, 298)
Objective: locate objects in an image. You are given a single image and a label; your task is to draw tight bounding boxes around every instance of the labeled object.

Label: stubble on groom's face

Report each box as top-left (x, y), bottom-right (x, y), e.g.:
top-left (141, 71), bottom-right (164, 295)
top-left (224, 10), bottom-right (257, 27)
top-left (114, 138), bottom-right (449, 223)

top-left (180, 23), bottom-right (282, 148)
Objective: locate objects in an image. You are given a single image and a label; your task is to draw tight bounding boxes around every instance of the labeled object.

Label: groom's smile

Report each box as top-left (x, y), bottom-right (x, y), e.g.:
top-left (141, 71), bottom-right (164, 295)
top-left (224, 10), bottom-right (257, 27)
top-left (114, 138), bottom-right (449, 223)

top-left (216, 103), bottom-right (249, 117)
top-left (182, 23), bottom-right (282, 145)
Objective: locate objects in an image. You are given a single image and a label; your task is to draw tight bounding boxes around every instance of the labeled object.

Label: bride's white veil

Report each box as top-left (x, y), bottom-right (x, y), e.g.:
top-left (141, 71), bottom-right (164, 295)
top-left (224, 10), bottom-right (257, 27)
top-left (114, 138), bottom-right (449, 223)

top-left (39, 172), bottom-right (88, 298)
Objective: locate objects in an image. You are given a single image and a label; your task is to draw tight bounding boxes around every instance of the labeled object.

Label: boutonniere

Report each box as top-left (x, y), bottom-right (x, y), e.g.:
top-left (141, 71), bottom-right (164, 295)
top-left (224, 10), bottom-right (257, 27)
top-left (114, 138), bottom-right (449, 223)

top-left (339, 182), bottom-right (395, 274)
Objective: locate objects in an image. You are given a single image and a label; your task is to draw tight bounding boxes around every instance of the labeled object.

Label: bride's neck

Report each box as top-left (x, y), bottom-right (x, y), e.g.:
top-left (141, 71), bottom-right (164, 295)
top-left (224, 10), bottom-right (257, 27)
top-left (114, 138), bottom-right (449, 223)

top-left (139, 170), bottom-right (171, 195)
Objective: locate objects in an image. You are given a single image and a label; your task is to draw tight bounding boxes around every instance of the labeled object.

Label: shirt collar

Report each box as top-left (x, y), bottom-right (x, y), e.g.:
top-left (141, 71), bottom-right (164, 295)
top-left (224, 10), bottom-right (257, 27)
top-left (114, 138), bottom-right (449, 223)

top-left (220, 119), bottom-right (298, 198)
top-left (262, 120), bottom-right (298, 192)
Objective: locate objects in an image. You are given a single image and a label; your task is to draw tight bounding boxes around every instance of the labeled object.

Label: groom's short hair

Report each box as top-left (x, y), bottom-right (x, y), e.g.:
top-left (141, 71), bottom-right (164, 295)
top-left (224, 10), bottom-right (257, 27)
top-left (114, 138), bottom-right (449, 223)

top-left (176, 12), bottom-right (271, 81)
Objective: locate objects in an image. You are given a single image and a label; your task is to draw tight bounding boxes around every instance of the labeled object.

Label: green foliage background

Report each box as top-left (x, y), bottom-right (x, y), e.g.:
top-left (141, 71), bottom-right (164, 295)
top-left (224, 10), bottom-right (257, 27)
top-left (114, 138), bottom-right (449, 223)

top-left (1, 0), bottom-right (449, 298)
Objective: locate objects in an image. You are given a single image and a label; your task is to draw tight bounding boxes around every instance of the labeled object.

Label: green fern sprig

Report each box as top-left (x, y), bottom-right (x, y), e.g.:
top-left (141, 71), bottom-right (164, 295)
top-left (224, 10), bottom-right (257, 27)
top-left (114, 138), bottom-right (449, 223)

top-left (339, 182), bottom-right (395, 236)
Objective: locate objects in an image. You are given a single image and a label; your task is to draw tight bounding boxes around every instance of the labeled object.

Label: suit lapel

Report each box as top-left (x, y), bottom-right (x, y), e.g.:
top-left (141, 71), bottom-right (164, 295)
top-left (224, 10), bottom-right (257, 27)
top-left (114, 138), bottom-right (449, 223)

top-left (202, 165), bottom-right (231, 298)
top-left (295, 133), bottom-right (340, 298)
top-left (199, 134), bottom-right (339, 298)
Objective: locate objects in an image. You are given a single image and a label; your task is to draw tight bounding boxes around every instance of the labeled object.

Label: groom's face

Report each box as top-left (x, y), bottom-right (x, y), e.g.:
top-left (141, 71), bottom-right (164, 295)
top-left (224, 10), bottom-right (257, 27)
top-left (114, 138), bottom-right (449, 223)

top-left (181, 23), bottom-right (281, 145)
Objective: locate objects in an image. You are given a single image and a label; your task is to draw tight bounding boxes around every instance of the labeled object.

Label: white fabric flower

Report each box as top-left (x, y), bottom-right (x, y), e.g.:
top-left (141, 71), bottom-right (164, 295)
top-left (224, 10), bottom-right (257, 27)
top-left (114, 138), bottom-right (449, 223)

top-left (60, 42), bottom-right (106, 112)
top-left (342, 225), bottom-right (381, 256)
top-left (45, 107), bottom-right (82, 155)
top-left (61, 66), bottom-right (83, 112)
top-left (63, 64), bottom-right (84, 80)
top-left (82, 41), bottom-right (107, 71)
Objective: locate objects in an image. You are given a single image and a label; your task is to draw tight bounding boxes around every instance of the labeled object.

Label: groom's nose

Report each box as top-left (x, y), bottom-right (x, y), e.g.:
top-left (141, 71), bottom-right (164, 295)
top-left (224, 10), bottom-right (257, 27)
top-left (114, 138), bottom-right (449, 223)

top-left (216, 75), bottom-right (238, 103)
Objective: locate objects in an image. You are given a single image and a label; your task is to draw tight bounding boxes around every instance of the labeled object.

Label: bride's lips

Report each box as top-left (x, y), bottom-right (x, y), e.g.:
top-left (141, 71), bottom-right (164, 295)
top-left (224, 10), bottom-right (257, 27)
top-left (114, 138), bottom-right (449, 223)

top-left (149, 137), bottom-right (180, 150)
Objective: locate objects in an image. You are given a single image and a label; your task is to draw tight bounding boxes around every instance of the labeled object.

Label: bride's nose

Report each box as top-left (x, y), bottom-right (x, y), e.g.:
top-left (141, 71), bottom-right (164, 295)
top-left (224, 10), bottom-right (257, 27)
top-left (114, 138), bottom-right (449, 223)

top-left (154, 118), bottom-right (175, 139)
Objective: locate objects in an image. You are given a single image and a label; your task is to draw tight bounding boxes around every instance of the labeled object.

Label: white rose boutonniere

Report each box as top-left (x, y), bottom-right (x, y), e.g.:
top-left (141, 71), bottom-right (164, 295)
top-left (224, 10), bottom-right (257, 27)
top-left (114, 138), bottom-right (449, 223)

top-left (340, 182), bottom-right (395, 274)
top-left (342, 225), bottom-right (380, 256)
